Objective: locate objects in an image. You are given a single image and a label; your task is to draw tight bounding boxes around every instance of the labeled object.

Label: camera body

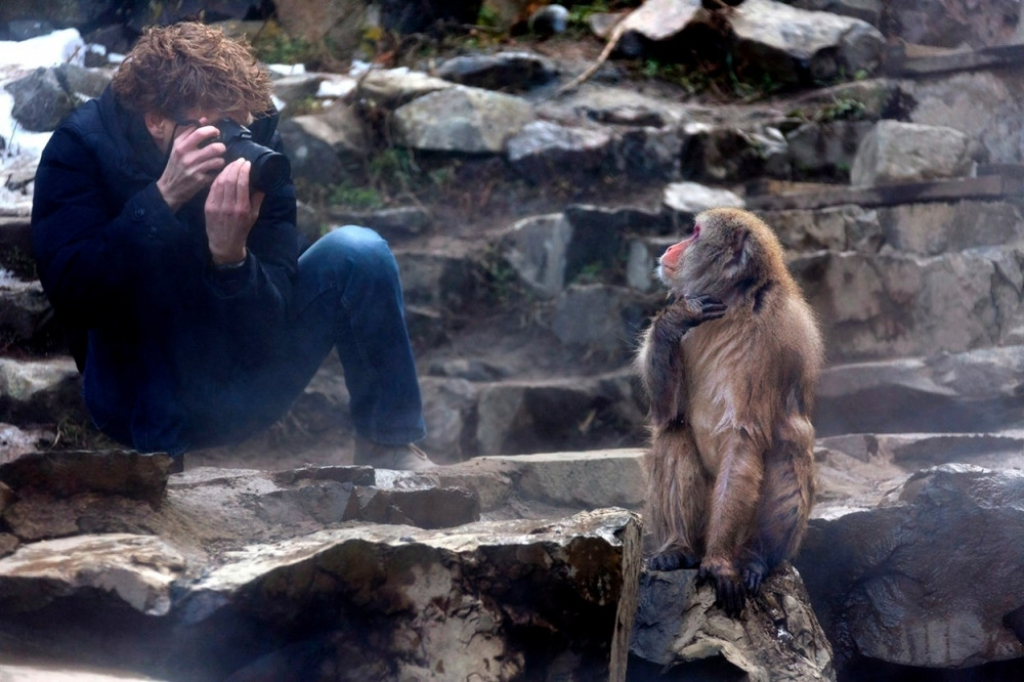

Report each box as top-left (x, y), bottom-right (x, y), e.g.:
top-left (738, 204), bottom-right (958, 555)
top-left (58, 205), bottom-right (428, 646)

top-left (208, 118), bottom-right (291, 193)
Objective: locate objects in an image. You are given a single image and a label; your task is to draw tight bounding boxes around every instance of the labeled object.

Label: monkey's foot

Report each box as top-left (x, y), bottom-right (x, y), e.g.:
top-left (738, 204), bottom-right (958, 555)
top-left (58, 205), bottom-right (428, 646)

top-left (698, 556), bottom-right (746, 617)
top-left (648, 549), bottom-right (700, 572)
top-left (742, 559), bottom-right (769, 596)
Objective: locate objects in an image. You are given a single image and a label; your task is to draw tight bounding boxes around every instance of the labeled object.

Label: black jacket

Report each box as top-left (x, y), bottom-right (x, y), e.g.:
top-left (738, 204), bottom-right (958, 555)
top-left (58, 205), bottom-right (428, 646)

top-left (31, 86), bottom-right (299, 454)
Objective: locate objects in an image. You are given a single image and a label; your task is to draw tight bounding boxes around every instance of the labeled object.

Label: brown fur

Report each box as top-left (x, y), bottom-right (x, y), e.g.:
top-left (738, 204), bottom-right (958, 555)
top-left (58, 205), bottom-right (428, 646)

top-left (635, 207), bottom-right (823, 615)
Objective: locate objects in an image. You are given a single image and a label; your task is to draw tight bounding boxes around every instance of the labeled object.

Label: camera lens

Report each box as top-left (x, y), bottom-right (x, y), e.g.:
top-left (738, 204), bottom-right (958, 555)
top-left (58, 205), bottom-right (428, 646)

top-left (249, 150), bottom-right (291, 193)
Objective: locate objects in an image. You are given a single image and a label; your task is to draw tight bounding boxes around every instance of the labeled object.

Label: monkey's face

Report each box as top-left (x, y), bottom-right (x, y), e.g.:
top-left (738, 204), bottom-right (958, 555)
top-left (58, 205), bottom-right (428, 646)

top-left (657, 208), bottom-right (765, 300)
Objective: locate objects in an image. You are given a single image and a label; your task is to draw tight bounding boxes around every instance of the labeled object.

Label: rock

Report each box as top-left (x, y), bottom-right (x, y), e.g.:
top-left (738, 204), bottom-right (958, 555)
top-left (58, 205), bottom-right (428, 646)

top-left (609, 125), bottom-right (682, 180)
top-left (814, 346), bottom-right (1024, 436)
top-left (611, 0), bottom-right (704, 44)
top-left (474, 370), bottom-right (645, 456)
top-left (270, 73), bottom-right (324, 105)
top-left (0, 662), bottom-right (157, 681)
top-left (788, 0), bottom-right (883, 26)
top-left (791, 248), bottom-right (1024, 362)
top-left (0, 214), bottom-right (33, 279)
top-left (766, 204), bottom-right (880, 253)
top-left (0, 533), bottom-right (17, 558)
top-left (551, 284), bottom-right (646, 357)
top-left (786, 119), bottom-right (875, 180)
top-left (501, 213), bottom-right (573, 298)
top-left (885, 0), bottom-right (1021, 48)
top-left (528, 4), bottom-right (570, 37)
top-left (5, 67), bottom-right (78, 132)
top-left (0, 449), bottom-right (171, 503)
top-left (273, 0), bottom-right (368, 55)
top-left (0, 3), bottom-right (113, 28)
top-left (327, 206), bottom-right (431, 240)
top-left (907, 71), bottom-right (1024, 165)
top-left (0, 28), bottom-right (85, 70)
top-left (506, 120), bottom-right (613, 182)
top-left (394, 248), bottom-right (477, 312)
top-left (479, 449), bottom-right (645, 512)
top-left (564, 202), bottom-right (670, 238)
top-left (419, 377), bottom-right (479, 462)
top-left (0, 358), bottom-right (85, 426)
top-left (663, 181), bottom-right (745, 218)
top-left (426, 358), bottom-right (508, 382)
top-left (730, 0), bottom-right (885, 85)
top-left (392, 86), bottom-right (534, 153)
top-left (379, 0), bottom-right (483, 34)
top-left (796, 465), bottom-right (1024, 675)
top-left (0, 533), bottom-right (186, 616)
top-left (626, 236), bottom-right (676, 292)
top-left (435, 51), bottom-right (558, 92)
top-left (0, 278), bottom-right (64, 354)
top-left (788, 79), bottom-right (906, 122)
top-left (682, 123), bottom-right (789, 182)
top-left (356, 67), bottom-right (454, 108)
top-left (278, 104), bottom-right (370, 185)
top-left (0, 480), bottom-right (13, 514)
top-left (850, 120), bottom-right (973, 186)
top-left (54, 63), bottom-right (110, 100)
top-left (347, 481), bottom-right (480, 528)
top-left (631, 563), bottom-right (835, 681)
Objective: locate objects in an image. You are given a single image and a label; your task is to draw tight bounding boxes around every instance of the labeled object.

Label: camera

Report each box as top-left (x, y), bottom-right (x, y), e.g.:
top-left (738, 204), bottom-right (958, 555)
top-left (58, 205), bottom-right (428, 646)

top-left (206, 118), bottom-right (291, 193)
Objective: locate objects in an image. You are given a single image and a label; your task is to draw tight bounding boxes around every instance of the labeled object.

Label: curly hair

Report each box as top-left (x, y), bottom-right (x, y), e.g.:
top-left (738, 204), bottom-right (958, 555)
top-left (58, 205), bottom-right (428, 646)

top-left (111, 22), bottom-right (272, 120)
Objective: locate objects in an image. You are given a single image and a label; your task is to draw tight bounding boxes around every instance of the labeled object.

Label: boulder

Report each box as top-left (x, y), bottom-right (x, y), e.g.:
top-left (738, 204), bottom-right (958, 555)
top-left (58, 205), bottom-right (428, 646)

top-left (435, 51), bottom-right (558, 92)
top-left (506, 120), bottom-right (613, 183)
top-left (791, 248), bottom-right (1024, 362)
top-left (328, 206), bottom-right (431, 241)
top-left (663, 181), bottom-right (745, 218)
top-left (907, 71), bottom-right (1024, 165)
top-left (550, 284), bottom-right (647, 357)
top-left (627, 236), bottom-right (676, 292)
top-left (797, 465), bottom-right (1024, 675)
top-left (278, 104), bottom-right (370, 185)
top-left (0, 449), bottom-right (171, 502)
top-left (732, 0), bottom-right (884, 84)
top-left (379, 0), bottom-right (483, 34)
top-left (609, 125), bottom-right (683, 180)
top-left (5, 67), bottom-right (78, 132)
top-left (394, 248), bottom-right (477, 312)
top-left (419, 376), bottom-right (479, 462)
top-left (786, 119), bottom-right (875, 181)
top-left (0, 4), bottom-right (111, 31)
top-left (631, 563), bottom-right (836, 681)
top-left (0, 214), bottom-right (33, 279)
top-left (356, 67), bottom-right (454, 108)
top-left (765, 204), bottom-right (880, 254)
top-left (682, 122), bottom-right (790, 182)
top-left (0, 358), bottom-right (85, 426)
top-left (788, 0), bottom-right (883, 26)
top-left (501, 213), bottom-right (573, 298)
top-left (259, 0), bottom-right (367, 56)
top-left (392, 86), bottom-right (534, 154)
top-left (851, 120), bottom-right (974, 187)
top-left (814, 346), bottom-right (1024, 437)
top-left (885, 0), bottom-right (1021, 48)
top-left (474, 370), bottom-right (645, 456)
top-left (0, 278), bottom-right (64, 354)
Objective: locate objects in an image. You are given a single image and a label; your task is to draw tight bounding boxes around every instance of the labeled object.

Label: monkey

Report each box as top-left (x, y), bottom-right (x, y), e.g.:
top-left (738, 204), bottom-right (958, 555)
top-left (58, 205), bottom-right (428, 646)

top-left (635, 207), bottom-right (823, 616)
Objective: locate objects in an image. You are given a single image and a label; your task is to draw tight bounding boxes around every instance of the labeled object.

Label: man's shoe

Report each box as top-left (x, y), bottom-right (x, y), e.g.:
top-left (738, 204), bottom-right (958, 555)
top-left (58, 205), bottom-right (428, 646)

top-left (353, 439), bottom-right (437, 472)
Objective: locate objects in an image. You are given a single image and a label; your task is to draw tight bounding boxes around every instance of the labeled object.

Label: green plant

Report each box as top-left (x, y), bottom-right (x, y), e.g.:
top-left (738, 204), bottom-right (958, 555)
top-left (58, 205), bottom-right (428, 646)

top-left (329, 183), bottom-right (383, 210)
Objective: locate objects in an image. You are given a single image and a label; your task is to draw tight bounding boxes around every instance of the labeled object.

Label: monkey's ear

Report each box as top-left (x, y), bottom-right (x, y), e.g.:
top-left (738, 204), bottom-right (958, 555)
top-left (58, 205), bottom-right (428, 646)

top-left (726, 228), bottom-right (751, 274)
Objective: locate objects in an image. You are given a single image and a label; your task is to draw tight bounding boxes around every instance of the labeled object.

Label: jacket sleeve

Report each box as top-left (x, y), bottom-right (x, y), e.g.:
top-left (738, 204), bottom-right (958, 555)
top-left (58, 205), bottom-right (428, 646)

top-left (31, 124), bottom-right (188, 330)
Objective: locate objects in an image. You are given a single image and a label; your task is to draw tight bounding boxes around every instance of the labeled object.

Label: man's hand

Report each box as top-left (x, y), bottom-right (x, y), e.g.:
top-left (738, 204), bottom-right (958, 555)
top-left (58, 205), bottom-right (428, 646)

top-left (156, 120), bottom-right (225, 212)
top-left (205, 158), bottom-right (265, 265)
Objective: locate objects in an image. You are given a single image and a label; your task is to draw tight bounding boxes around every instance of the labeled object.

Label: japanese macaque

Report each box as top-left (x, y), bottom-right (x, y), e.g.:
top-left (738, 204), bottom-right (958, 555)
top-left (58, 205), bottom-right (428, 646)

top-left (635, 207), bottom-right (824, 616)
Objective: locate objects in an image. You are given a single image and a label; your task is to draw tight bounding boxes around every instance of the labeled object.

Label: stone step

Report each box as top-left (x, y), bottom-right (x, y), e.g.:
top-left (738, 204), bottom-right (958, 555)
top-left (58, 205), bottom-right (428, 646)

top-left (0, 278), bottom-right (65, 354)
top-left (815, 346), bottom-right (1024, 437)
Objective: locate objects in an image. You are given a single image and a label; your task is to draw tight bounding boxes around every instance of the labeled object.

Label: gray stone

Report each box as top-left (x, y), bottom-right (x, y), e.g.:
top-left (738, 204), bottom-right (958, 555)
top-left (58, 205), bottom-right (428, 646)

top-left (0, 0), bottom-right (116, 27)
top-left (551, 284), bottom-right (643, 357)
top-left (0, 278), bottom-right (63, 354)
top-left (348, 483), bottom-right (480, 529)
top-left (54, 63), bottom-right (110, 100)
top-left (611, 0), bottom-right (703, 43)
top-left (626, 236), bottom-right (677, 292)
top-left (851, 120), bottom-right (973, 187)
top-left (0, 358), bottom-right (85, 426)
top-left (328, 206), bottom-right (430, 240)
top-left (357, 67), bottom-right (454, 108)
top-left (0, 423), bottom-right (51, 463)
top-left (271, 73), bottom-right (324, 105)
top-left (663, 181), bottom-right (745, 217)
top-left (0, 533), bottom-right (17, 558)
top-left (393, 86), bottom-right (533, 153)
top-left (682, 123), bottom-right (789, 183)
top-left (797, 466), bottom-right (1024, 674)
top-left (474, 370), bottom-right (644, 456)
top-left (907, 71), bottom-right (1024, 165)
top-left (609, 125), bottom-right (682, 180)
top-left (506, 120), bottom-right (613, 182)
top-left (765, 204), bottom-right (880, 254)
top-left (788, 0), bottom-right (883, 25)
top-left (0, 449), bottom-right (172, 503)
top-left (277, 118), bottom-right (348, 186)
top-left (261, 0), bottom-right (367, 56)
top-left (791, 248), bottom-right (1024, 362)
top-left (730, 0), bottom-right (885, 84)
top-left (632, 564), bottom-right (835, 681)
top-left (786, 119), bottom-right (875, 180)
top-left (5, 67), bottom-right (78, 132)
top-left (788, 79), bottom-right (905, 122)
top-left (0, 533), bottom-right (186, 616)
top-left (885, 0), bottom-right (1020, 48)
top-left (501, 213), bottom-right (573, 298)
top-left (814, 346), bottom-right (1024, 437)
top-left (0, 481), bottom-right (13, 516)
top-left (435, 51), bottom-right (558, 92)
top-left (420, 377), bottom-right (479, 462)
top-left (394, 249), bottom-right (476, 311)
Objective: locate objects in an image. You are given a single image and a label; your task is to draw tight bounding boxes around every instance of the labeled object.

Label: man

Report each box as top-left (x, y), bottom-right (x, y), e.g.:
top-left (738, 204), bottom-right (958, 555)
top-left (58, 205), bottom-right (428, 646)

top-left (31, 22), bottom-right (434, 471)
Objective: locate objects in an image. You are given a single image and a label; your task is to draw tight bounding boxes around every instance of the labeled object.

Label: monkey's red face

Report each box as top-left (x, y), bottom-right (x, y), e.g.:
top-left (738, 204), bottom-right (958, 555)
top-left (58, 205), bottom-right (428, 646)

top-left (658, 224), bottom-right (700, 283)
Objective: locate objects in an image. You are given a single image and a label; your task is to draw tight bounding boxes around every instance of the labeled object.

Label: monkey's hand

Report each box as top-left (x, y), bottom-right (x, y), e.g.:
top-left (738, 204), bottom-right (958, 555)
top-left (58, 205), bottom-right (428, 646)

top-left (656, 295), bottom-right (727, 342)
top-left (698, 555), bottom-right (746, 617)
top-left (648, 548), bottom-right (700, 572)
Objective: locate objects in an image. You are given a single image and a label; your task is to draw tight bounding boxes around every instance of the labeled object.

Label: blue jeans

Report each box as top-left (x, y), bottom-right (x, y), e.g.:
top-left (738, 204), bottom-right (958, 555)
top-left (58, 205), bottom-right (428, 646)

top-left (190, 225), bottom-right (426, 449)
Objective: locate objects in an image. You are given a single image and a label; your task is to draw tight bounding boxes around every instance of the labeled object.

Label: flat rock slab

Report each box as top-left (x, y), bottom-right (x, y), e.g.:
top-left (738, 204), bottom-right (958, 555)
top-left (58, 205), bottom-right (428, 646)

top-left (0, 449), bottom-right (171, 502)
top-left (0, 663), bottom-right (167, 681)
top-left (0, 509), bottom-right (641, 682)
